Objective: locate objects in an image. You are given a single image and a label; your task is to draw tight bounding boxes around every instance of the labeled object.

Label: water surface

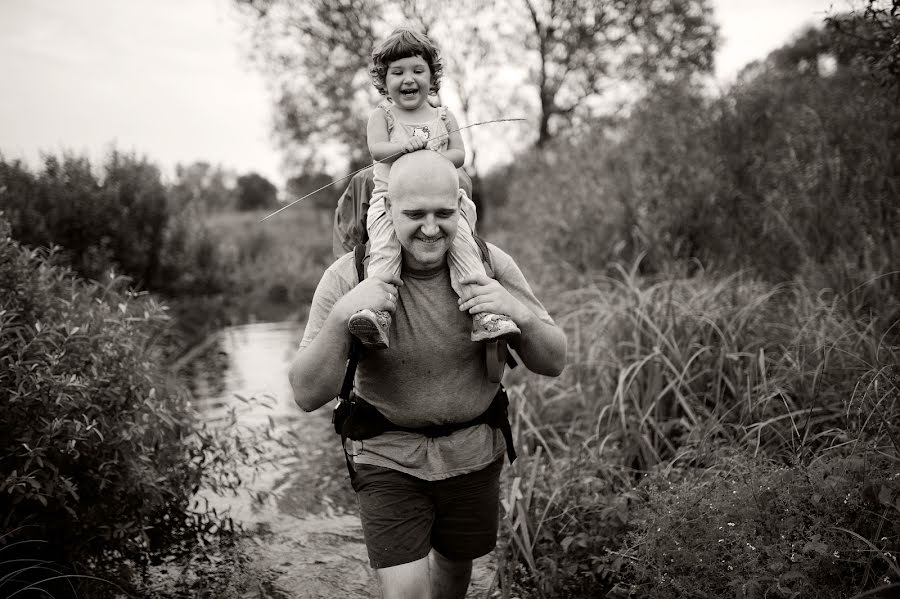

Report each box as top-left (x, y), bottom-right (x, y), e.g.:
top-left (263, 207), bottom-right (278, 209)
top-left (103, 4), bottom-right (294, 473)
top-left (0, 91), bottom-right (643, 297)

top-left (187, 321), bottom-right (354, 525)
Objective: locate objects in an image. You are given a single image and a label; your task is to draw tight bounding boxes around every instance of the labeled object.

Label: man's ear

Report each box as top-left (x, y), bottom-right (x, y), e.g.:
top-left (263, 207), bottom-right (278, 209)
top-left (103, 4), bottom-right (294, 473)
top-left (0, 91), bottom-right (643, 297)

top-left (384, 195), bottom-right (392, 222)
top-left (457, 189), bottom-right (464, 208)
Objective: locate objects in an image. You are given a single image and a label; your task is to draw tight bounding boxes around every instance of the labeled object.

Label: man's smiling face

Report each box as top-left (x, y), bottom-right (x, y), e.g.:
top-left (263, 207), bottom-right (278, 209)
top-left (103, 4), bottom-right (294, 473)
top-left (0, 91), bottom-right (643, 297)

top-left (385, 152), bottom-right (460, 271)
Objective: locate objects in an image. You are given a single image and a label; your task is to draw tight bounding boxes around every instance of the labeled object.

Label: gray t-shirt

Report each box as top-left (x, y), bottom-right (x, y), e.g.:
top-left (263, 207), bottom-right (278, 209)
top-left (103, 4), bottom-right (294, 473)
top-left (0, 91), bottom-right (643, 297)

top-left (299, 243), bottom-right (555, 480)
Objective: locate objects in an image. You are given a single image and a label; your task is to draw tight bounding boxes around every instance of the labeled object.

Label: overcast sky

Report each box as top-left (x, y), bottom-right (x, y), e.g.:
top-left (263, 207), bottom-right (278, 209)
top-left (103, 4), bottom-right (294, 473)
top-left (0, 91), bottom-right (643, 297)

top-left (0, 0), bottom-right (843, 188)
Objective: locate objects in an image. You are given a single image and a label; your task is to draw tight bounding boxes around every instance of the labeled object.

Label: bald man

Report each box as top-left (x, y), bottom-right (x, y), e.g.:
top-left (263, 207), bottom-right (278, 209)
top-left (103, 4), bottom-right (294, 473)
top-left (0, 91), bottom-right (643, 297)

top-left (290, 151), bottom-right (566, 599)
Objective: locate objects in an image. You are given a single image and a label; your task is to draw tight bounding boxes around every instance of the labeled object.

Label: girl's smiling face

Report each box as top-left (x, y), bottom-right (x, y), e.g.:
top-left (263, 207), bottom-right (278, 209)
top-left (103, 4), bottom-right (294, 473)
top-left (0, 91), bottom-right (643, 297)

top-left (385, 55), bottom-right (432, 111)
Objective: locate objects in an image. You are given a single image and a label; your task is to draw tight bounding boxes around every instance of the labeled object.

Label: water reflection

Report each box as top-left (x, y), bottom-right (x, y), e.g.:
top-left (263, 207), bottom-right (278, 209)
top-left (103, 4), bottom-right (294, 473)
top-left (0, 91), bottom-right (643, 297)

top-left (191, 322), bottom-right (303, 426)
top-left (186, 321), bottom-right (356, 525)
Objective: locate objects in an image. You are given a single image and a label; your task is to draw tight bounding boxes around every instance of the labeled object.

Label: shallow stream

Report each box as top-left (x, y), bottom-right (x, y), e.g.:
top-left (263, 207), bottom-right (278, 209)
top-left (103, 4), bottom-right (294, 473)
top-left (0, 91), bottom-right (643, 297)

top-left (182, 321), bottom-right (496, 598)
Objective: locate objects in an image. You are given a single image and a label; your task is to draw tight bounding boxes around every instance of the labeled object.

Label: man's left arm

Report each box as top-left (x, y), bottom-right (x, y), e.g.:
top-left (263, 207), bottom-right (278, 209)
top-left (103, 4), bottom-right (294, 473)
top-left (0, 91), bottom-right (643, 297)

top-left (457, 267), bottom-right (566, 377)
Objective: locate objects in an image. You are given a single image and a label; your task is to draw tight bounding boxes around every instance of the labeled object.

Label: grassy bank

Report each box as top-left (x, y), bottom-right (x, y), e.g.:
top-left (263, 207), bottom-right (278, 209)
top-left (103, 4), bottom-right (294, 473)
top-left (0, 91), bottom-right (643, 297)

top-left (494, 265), bottom-right (898, 597)
top-left (201, 207), bottom-right (334, 324)
top-left (482, 21), bottom-right (899, 595)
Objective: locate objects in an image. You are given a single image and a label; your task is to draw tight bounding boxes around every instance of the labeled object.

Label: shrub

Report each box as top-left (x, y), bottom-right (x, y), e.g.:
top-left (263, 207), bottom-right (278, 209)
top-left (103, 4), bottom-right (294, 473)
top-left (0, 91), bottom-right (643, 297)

top-left (497, 264), bottom-right (899, 597)
top-left (624, 450), bottom-right (900, 598)
top-left (0, 152), bottom-right (233, 302)
top-left (490, 22), bottom-right (900, 325)
top-left (0, 217), bottom-right (238, 595)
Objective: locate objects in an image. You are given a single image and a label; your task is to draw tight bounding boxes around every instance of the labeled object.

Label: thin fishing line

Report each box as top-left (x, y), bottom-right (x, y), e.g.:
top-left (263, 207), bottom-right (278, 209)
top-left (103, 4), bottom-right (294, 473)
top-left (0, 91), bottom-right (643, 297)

top-left (259, 117), bottom-right (526, 222)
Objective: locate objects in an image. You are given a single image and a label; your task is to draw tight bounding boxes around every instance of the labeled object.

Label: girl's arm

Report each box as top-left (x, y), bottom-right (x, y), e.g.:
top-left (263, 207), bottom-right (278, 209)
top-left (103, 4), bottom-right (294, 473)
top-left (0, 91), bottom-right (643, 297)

top-left (439, 109), bottom-right (466, 168)
top-left (367, 109), bottom-right (426, 163)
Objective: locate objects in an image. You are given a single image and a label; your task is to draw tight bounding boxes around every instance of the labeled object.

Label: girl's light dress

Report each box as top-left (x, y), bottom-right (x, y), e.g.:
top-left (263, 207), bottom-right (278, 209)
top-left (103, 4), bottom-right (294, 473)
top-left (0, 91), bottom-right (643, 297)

top-left (367, 100), bottom-right (484, 297)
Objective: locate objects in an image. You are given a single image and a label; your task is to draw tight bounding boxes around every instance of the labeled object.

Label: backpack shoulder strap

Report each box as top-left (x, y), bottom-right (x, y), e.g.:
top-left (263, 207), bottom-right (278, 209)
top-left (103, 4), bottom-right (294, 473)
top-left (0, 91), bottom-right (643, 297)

top-left (473, 235), bottom-right (494, 278)
top-left (338, 244), bottom-right (367, 401)
top-left (354, 243), bottom-right (367, 282)
top-left (472, 236), bottom-right (519, 371)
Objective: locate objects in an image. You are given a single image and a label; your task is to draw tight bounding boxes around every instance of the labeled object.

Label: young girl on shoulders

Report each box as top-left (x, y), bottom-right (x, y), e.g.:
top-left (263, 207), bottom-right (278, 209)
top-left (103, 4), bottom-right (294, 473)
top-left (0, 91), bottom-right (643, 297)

top-left (347, 27), bottom-right (519, 349)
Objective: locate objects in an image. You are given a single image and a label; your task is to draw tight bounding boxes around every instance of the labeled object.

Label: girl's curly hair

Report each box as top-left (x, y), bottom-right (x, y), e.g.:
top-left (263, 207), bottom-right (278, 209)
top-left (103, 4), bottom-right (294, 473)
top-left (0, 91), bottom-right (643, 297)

top-left (370, 28), bottom-right (443, 97)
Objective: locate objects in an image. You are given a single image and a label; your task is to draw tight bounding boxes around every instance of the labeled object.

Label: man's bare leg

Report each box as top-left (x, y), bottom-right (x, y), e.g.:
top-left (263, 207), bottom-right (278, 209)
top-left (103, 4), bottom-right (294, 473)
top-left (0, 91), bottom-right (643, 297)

top-left (376, 555), bottom-right (431, 599)
top-left (430, 549), bottom-right (472, 599)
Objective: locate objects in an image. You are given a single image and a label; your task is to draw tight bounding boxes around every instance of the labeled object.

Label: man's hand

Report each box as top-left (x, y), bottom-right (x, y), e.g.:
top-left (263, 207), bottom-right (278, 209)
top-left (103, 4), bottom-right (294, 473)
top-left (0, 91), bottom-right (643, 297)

top-left (457, 273), bottom-right (528, 324)
top-left (334, 273), bottom-right (403, 322)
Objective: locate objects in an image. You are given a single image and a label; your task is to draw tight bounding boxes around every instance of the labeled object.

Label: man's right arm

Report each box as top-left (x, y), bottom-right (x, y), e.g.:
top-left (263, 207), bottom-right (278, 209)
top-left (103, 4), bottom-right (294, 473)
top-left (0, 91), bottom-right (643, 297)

top-left (288, 303), bottom-right (354, 412)
top-left (288, 268), bottom-right (401, 412)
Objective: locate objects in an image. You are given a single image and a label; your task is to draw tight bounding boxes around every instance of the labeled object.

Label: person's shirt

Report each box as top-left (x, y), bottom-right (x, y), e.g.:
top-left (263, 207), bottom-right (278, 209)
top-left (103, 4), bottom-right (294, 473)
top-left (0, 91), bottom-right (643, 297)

top-left (299, 243), bottom-right (555, 480)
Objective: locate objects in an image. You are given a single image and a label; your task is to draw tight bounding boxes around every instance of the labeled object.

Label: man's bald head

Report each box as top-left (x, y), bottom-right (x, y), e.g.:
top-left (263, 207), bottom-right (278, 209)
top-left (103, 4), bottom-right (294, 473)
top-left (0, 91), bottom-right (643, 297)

top-left (384, 151), bottom-right (461, 270)
top-left (388, 151), bottom-right (459, 205)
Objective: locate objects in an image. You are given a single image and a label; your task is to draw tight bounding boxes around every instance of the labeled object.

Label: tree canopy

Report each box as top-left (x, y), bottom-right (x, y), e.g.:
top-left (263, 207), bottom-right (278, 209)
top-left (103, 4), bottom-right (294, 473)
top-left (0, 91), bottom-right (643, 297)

top-left (234, 0), bottom-right (719, 165)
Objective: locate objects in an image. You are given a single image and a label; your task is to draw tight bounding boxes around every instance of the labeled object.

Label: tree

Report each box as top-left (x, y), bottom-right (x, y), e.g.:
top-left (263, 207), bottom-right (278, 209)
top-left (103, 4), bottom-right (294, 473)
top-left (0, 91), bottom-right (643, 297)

top-left (234, 0), bottom-right (719, 160)
top-left (285, 169), bottom-right (337, 211)
top-left (827, 0), bottom-right (900, 96)
top-left (236, 172), bottom-right (278, 211)
top-left (519, 0), bottom-right (718, 145)
top-left (170, 161), bottom-right (237, 213)
top-left (236, 0), bottom-right (383, 171)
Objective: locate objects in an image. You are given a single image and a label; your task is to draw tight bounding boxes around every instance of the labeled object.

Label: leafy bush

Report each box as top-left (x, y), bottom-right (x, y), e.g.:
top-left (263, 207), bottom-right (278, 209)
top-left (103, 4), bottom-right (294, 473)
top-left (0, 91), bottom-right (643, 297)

top-left (490, 21), bottom-right (900, 326)
top-left (497, 264), bottom-right (899, 597)
top-left (0, 217), bottom-right (240, 594)
top-left (0, 152), bottom-right (233, 301)
top-left (625, 451), bottom-right (900, 598)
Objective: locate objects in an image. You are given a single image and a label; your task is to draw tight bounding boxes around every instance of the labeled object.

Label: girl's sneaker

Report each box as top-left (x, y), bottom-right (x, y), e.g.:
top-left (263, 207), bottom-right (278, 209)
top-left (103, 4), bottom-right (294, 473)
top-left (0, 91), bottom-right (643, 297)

top-left (348, 308), bottom-right (392, 349)
top-left (471, 312), bottom-right (520, 342)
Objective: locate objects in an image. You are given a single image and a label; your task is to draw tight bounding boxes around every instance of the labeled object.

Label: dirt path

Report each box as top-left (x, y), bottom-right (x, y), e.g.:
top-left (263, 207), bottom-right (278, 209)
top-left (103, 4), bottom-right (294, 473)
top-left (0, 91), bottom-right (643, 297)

top-left (187, 324), bottom-right (500, 598)
top-left (247, 513), bottom-right (498, 598)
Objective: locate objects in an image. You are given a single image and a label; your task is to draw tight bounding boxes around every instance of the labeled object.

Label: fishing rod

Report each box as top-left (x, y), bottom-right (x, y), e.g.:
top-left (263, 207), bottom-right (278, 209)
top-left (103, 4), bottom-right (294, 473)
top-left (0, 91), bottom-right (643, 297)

top-left (259, 117), bottom-right (526, 222)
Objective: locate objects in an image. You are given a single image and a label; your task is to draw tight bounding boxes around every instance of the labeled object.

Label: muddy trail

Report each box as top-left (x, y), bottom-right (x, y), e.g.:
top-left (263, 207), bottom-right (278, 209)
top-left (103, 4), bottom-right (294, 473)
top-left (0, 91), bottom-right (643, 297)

top-left (235, 414), bottom-right (497, 599)
top-left (247, 514), bottom-right (497, 598)
top-left (186, 322), bottom-right (499, 598)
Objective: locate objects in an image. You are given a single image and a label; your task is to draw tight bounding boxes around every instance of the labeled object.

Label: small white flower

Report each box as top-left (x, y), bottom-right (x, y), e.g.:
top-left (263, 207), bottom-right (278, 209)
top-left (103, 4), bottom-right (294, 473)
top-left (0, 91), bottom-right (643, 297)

top-left (727, 523), bottom-right (735, 527)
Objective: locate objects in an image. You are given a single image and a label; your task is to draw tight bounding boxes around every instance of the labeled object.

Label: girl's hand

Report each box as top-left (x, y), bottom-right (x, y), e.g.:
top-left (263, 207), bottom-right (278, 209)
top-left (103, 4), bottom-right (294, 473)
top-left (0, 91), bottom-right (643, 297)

top-left (402, 136), bottom-right (427, 154)
top-left (457, 273), bottom-right (527, 323)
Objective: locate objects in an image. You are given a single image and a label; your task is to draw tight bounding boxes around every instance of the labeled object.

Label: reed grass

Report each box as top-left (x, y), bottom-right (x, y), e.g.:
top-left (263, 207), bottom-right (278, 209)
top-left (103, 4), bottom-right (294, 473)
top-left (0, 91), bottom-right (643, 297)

top-left (205, 207), bottom-right (334, 323)
top-left (496, 261), bottom-right (899, 597)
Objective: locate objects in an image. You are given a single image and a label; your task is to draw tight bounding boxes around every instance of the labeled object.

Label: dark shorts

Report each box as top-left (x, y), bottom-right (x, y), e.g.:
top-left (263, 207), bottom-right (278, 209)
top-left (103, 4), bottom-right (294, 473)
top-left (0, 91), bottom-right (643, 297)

top-left (350, 458), bottom-right (503, 569)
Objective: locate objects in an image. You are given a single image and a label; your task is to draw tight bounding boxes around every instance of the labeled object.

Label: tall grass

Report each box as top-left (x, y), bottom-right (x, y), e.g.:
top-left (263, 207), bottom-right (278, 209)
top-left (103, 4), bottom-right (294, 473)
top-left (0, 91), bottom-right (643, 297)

top-left (483, 25), bottom-right (900, 596)
top-left (495, 263), bottom-right (898, 597)
top-left (204, 207), bottom-right (333, 323)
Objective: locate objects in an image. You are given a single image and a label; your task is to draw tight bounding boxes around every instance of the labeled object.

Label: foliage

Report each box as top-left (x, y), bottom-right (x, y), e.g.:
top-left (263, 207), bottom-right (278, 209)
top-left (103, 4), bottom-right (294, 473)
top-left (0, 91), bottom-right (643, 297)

top-left (0, 151), bottom-right (168, 288)
top-left (521, 0), bottom-right (718, 144)
top-left (493, 18), bottom-right (900, 324)
top-left (0, 152), bottom-right (233, 302)
top-left (286, 169), bottom-right (339, 212)
top-left (236, 172), bottom-right (279, 211)
top-left (496, 263), bottom-right (900, 597)
top-left (235, 0), bottom-right (719, 162)
top-left (136, 539), bottom-right (281, 599)
top-left (236, 0), bottom-right (381, 169)
top-left (827, 0), bottom-right (900, 96)
top-left (0, 218), bottom-right (190, 589)
top-left (624, 451), bottom-right (900, 598)
top-left (206, 207), bottom-right (333, 322)
top-left (0, 217), bottom-right (295, 596)
top-left (170, 161), bottom-right (238, 213)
